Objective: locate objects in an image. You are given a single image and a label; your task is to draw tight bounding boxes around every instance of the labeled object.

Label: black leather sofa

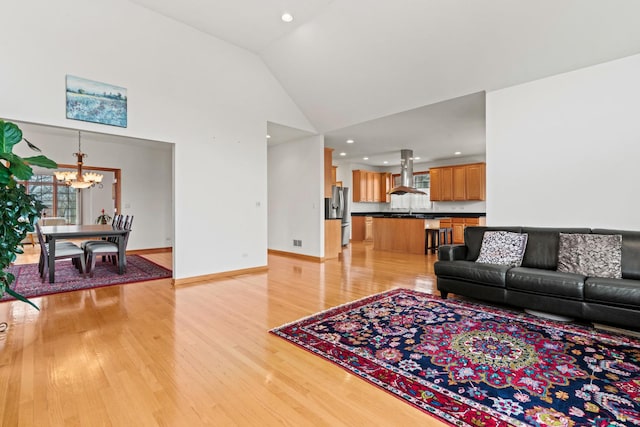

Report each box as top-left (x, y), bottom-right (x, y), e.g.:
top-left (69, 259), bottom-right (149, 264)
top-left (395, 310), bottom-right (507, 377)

top-left (434, 226), bottom-right (640, 330)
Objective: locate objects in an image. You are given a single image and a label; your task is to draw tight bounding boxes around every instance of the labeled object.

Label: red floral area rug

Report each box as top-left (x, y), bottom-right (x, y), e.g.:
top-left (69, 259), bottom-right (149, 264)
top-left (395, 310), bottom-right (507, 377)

top-left (270, 288), bottom-right (640, 426)
top-left (2, 255), bottom-right (172, 302)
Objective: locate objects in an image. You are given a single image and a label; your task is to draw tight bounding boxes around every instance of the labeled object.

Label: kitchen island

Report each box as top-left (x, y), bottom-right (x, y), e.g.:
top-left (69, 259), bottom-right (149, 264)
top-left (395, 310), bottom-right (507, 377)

top-left (372, 217), bottom-right (427, 254)
top-left (352, 212), bottom-right (486, 253)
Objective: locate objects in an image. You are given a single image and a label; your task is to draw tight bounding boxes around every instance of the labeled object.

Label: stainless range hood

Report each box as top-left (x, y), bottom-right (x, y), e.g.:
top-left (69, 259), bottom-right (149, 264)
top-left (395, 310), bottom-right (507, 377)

top-left (388, 149), bottom-right (426, 195)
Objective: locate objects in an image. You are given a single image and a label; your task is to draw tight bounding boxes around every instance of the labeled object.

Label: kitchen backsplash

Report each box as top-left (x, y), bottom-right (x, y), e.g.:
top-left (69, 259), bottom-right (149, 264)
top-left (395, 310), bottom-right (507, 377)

top-left (351, 199), bottom-right (486, 213)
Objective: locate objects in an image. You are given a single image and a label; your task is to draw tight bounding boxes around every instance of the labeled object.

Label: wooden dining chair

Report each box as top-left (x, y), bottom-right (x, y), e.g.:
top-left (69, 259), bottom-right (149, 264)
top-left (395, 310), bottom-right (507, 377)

top-left (35, 223), bottom-right (87, 282)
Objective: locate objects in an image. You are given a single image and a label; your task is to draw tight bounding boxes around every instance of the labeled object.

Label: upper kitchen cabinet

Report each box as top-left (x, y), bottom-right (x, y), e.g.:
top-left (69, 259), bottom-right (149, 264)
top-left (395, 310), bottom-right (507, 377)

top-left (434, 167), bottom-right (454, 201)
top-left (324, 148), bottom-right (334, 198)
top-left (452, 166), bottom-right (467, 200)
top-left (465, 163), bottom-right (485, 200)
top-left (429, 168), bottom-right (442, 200)
top-left (430, 163), bottom-right (485, 201)
top-left (381, 172), bottom-right (392, 203)
top-left (352, 170), bottom-right (367, 201)
top-left (332, 166), bottom-right (342, 187)
top-left (352, 170), bottom-right (390, 202)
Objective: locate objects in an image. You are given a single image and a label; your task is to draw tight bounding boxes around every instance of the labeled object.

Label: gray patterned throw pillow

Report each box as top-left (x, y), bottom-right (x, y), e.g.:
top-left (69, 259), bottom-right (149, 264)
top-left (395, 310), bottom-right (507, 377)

top-left (475, 231), bottom-right (528, 267)
top-left (557, 233), bottom-right (622, 278)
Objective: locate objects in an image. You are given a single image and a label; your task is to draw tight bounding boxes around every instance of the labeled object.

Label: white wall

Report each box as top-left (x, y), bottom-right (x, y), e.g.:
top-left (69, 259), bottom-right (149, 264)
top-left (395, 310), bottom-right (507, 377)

top-left (1, 0), bottom-right (314, 279)
top-left (14, 122), bottom-right (173, 250)
top-left (486, 53), bottom-right (640, 230)
top-left (268, 136), bottom-right (324, 257)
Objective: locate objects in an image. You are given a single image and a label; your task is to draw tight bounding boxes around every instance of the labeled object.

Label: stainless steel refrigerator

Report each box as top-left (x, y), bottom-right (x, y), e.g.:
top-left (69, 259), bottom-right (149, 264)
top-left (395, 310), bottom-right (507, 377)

top-left (325, 185), bottom-right (350, 246)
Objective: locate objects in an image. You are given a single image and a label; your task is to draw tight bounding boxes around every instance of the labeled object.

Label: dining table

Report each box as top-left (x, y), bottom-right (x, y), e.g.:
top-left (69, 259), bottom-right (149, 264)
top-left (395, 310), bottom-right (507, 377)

top-left (39, 224), bottom-right (130, 283)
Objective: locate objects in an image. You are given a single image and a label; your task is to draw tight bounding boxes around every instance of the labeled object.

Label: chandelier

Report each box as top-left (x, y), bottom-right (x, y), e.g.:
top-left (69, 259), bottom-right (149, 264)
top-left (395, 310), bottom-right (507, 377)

top-left (54, 131), bottom-right (103, 189)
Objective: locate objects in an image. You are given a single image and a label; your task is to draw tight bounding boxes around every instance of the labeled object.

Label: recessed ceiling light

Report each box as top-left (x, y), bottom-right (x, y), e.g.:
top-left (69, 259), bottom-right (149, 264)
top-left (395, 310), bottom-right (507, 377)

top-left (266, 134), bottom-right (271, 139)
top-left (281, 12), bottom-right (293, 22)
top-left (383, 161), bottom-right (388, 164)
top-left (454, 151), bottom-right (462, 155)
top-left (339, 152), bottom-right (346, 156)
top-left (363, 157), bottom-right (369, 160)
top-left (346, 139), bottom-right (354, 144)
top-left (414, 156), bottom-right (421, 160)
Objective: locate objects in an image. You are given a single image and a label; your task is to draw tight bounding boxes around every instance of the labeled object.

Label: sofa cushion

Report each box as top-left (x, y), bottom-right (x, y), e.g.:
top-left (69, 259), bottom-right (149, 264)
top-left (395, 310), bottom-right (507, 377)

top-left (475, 231), bottom-right (528, 267)
top-left (592, 229), bottom-right (640, 280)
top-left (437, 244), bottom-right (467, 261)
top-left (464, 226), bottom-right (522, 261)
top-left (584, 277), bottom-right (640, 309)
top-left (434, 260), bottom-right (510, 288)
top-left (557, 233), bottom-right (622, 279)
top-left (520, 227), bottom-right (591, 270)
top-left (506, 267), bottom-right (585, 300)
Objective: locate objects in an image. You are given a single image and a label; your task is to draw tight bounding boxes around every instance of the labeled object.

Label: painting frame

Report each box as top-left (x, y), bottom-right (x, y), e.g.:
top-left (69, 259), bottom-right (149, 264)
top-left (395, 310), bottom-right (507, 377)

top-left (66, 75), bottom-right (127, 128)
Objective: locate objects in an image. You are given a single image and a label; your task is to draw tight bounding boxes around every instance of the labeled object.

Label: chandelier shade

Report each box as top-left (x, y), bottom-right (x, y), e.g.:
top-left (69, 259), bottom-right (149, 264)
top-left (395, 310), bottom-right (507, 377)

top-left (55, 131), bottom-right (103, 189)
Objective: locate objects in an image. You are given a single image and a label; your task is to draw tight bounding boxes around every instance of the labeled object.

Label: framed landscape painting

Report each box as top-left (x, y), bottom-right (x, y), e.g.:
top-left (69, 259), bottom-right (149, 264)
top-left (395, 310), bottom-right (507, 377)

top-left (66, 75), bottom-right (127, 128)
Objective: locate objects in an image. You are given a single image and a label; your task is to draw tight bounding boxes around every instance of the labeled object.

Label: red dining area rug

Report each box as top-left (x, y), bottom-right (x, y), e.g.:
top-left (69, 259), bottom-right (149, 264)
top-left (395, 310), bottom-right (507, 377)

top-left (2, 255), bottom-right (172, 302)
top-left (270, 288), bottom-right (640, 426)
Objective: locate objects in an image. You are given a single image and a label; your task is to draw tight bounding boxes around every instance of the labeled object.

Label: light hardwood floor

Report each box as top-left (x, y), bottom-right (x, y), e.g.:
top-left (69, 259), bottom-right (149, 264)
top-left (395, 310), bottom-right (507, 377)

top-left (1, 242), bottom-right (448, 426)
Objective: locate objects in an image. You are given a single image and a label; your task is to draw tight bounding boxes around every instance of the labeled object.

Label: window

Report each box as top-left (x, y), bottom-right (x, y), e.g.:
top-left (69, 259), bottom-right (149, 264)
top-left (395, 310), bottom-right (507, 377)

top-left (392, 171), bottom-right (430, 188)
top-left (414, 173), bottom-right (430, 189)
top-left (22, 175), bottom-right (78, 224)
top-left (56, 185), bottom-right (77, 221)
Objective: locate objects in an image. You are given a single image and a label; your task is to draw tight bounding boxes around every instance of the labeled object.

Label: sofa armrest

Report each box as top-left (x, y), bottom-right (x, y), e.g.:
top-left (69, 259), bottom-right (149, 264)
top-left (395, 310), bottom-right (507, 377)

top-left (438, 244), bottom-right (468, 261)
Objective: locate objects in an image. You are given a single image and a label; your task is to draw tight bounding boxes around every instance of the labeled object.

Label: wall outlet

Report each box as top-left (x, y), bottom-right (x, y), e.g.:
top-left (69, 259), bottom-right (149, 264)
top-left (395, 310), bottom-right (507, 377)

top-left (293, 239), bottom-right (302, 247)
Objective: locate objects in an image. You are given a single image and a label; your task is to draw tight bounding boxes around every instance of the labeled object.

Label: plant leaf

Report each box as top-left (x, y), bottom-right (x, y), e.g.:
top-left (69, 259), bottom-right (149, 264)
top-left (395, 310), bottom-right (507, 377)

top-left (23, 155), bottom-right (58, 169)
top-left (0, 164), bottom-right (10, 185)
top-left (0, 120), bottom-right (23, 154)
top-left (23, 138), bottom-right (42, 152)
top-left (0, 153), bottom-right (33, 180)
top-left (3, 286), bottom-right (39, 310)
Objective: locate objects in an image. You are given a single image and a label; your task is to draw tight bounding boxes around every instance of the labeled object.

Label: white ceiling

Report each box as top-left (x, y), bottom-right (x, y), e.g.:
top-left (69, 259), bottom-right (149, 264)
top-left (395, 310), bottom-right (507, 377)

top-left (130, 0), bottom-right (640, 165)
top-left (128, 0), bottom-right (334, 53)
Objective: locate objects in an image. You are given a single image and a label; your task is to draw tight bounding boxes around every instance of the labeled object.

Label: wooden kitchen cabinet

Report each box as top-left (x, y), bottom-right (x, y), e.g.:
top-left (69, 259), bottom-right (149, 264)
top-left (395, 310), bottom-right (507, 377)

top-left (353, 170), bottom-right (388, 202)
top-left (352, 170), bottom-right (366, 201)
top-left (452, 217), bottom-right (482, 244)
top-left (438, 218), bottom-right (452, 229)
top-left (452, 218), bottom-right (466, 244)
top-left (324, 219), bottom-right (342, 259)
top-left (452, 166), bottom-right (467, 200)
top-left (429, 163), bottom-right (485, 201)
top-left (324, 148), bottom-right (334, 198)
top-left (429, 168), bottom-right (442, 200)
top-left (366, 171), bottom-right (375, 201)
top-left (352, 216), bottom-right (365, 241)
top-left (381, 172), bottom-right (392, 203)
top-left (465, 163), bottom-right (486, 200)
top-left (372, 173), bottom-right (382, 202)
top-left (364, 216), bottom-right (373, 241)
top-left (440, 167), bottom-right (454, 201)
top-left (352, 216), bottom-right (374, 242)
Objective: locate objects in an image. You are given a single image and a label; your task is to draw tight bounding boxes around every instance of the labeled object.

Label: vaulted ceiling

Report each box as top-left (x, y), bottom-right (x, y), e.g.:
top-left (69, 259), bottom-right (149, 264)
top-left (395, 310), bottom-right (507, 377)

top-left (129, 0), bottom-right (640, 164)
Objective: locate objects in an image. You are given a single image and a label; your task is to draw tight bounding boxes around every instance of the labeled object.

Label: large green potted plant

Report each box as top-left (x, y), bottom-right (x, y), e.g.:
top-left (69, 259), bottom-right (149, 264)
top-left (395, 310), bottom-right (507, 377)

top-left (0, 119), bottom-right (57, 309)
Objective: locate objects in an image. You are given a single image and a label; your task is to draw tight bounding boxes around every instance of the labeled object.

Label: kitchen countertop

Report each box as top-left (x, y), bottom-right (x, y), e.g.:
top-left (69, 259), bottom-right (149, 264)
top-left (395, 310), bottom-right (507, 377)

top-left (351, 212), bottom-right (485, 219)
